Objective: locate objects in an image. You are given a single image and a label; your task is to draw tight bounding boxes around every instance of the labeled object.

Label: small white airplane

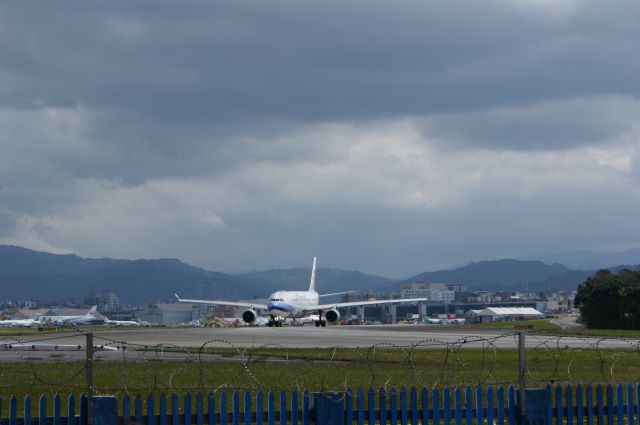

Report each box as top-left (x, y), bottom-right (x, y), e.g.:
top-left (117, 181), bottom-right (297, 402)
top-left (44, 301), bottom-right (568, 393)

top-left (104, 318), bottom-right (141, 327)
top-left (39, 306), bottom-right (105, 326)
top-left (0, 318), bottom-right (39, 328)
top-left (175, 257), bottom-right (427, 327)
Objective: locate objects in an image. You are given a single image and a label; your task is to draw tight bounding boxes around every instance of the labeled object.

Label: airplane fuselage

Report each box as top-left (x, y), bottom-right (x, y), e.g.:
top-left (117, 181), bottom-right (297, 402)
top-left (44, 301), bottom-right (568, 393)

top-left (267, 290), bottom-right (320, 318)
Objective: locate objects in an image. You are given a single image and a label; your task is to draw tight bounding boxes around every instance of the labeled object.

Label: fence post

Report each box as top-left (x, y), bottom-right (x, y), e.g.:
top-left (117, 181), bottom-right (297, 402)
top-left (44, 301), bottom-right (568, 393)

top-left (310, 393), bottom-right (344, 425)
top-left (86, 333), bottom-right (94, 425)
top-left (518, 331), bottom-right (526, 425)
top-left (93, 397), bottom-right (118, 425)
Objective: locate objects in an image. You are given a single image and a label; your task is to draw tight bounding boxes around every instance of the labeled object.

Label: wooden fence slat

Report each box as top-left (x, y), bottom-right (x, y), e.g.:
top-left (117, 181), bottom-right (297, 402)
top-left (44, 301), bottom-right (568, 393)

top-left (617, 385), bottom-right (623, 425)
top-left (607, 385), bottom-right (614, 425)
top-left (557, 384), bottom-right (564, 425)
top-left (245, 392), bottom-right (252, 425)
top-left (411, 388), bottom-right (418, 425)
top-left (625, 385), bottom-right (633, 425)
top-left (302, 391), bottom-right (308, 425)
top-left (160, 394), bottom-right (167, 425)
top-left (291, 391), bottom-right (298, 425)
top-left (545, 385), bottom-right (552, 425)
top-left (39, 394), bottom-right (46, 425)
top-left (256, 392), bottom-right (264, 425)
top-left (54, 394), bottom-right (62, 425)
top-left (279, 391), bottom-right (286, 425)
top-left (346, 389), bottom-right (353, 425)
top-left (196, 393), bottom-right (204, 425)
top-left (172, 394), bottom-right (180, 425)
top-left (576, 385), bottom-right (584, 425)
top-left (123, 395), bottom-right (131, 425)
top-left (636, 383), bottom-right (640, 425)
top-left (357, 388), bottom-right (364, 425)
top-left (400, 389), bottom-right (408, 425)
top-left (369, 388), bottom-right (375, 425)
top-left (185, 394), bottom-right (192, 425)
top-left (475, 386), bottom-right (482, 425)
top-left (380, 389), bottom-right (387, 425)
top-left (466, 387), bottom-right (473, 425)
top-left (148, 394), bottom-right (155, 425)
top-left (10, 395), bottom-right (18, 425)
top-left (432, 388), bottom-right (440, 425)
top-left (566, 385), bottom-right (574, 425)
top-left (443, 388), bottom-right (451, 425)
top-left (497, 386), bottom-right (505, 425)
top-left (135, 395), bottom-right (143, 425)
top-left (68, 394), bottom-right (76, 425)
top-left (487, 386), bottom-right (494, 425)
top-left (597, 385), bottom-right (604, 425)
top-left (587, 385), bottom-right (594, 425)
top-left (24, 395), bottom-right (32, 425)
top-left (233, 392), bottom-right (240, 425)
top-left (80, 394), bottom-right (88, 425)
top-left (222, 392), bottom-right (229, 425)
top-left (454, 388), bottom-right (462, 425)
top-left (390, 389), bottom-right (397, 425)
top-left (209, 392), bottom-right (216, 425)
top-left (267, 391), bottom-right (274, 425)
top-left (421, 387), bottom-right (429, 425)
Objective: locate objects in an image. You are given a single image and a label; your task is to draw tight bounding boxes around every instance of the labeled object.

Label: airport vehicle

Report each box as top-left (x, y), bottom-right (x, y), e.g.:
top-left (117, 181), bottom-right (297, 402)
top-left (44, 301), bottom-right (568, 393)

top-left (39, 306), bottom-right (104, 326)
top-left (176, 257), bottom-right (427, 327)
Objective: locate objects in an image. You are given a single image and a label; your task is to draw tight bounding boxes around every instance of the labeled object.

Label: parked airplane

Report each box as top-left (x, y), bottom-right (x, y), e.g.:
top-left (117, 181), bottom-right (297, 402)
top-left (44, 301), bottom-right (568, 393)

top-left (39, 306), bottom-right (104, 326)
top-left (104, 318), bottom-right (141, 327)
top-left (0, 318), bottom-right (39, 327)
top-left (175, 257), bottom-right (427, 327)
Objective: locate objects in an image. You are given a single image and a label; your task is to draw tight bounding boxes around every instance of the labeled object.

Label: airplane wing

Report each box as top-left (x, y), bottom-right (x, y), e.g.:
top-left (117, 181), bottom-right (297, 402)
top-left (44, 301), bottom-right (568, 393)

top-left (174, 294), bottom-right (268, 310)
top-left (305, 297), bottom-right (428, 311)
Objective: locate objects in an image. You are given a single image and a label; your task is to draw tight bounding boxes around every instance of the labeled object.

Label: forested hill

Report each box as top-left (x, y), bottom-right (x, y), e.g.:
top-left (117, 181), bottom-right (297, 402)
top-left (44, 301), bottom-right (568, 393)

top-left (0, 245), bottom-right (397, 304)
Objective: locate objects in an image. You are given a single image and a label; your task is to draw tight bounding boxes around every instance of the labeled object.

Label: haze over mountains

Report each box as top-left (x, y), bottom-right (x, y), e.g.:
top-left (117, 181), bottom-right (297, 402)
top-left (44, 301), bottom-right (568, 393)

top-left (1, 245), bottom-right (639, 305)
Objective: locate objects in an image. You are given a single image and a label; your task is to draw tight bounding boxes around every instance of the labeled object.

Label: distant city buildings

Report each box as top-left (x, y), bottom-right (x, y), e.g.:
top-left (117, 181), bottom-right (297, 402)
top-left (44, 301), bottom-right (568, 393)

top-left (400, 282), bottom-right (467, 303)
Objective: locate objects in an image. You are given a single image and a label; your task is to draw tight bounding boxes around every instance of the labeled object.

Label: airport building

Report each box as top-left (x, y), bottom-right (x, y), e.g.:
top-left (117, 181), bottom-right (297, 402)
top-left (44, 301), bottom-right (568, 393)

top-left (400, 282), bottom-right (467, 303)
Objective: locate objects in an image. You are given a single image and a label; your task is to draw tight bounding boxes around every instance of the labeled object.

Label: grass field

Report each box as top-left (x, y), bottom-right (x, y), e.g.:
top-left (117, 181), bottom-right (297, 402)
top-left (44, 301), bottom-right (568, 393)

top-left (1, 346), bottom-right (639, 402)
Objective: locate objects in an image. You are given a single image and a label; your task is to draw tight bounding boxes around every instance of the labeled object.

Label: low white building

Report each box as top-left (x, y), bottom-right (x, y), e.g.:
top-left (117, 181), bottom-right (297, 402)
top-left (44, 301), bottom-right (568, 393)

top-left (478, 307), bottom-right (544, 323)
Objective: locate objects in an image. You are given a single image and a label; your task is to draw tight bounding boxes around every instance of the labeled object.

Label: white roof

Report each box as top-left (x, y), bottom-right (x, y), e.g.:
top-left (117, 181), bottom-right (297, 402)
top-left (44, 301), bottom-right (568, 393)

top-left (480, 307), bottom-right (543, 316)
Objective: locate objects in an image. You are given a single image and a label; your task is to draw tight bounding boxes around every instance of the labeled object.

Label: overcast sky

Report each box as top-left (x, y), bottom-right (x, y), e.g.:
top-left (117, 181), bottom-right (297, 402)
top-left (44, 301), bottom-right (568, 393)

top-left (1, 1), bottom-right (639, 277)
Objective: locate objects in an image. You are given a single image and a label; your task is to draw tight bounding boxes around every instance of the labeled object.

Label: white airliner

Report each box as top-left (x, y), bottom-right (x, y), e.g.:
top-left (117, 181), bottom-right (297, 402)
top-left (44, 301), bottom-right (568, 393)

top-left (39, 306), bottom-right (105, 326)
top-left (175, 257), bottom-right (427, 327)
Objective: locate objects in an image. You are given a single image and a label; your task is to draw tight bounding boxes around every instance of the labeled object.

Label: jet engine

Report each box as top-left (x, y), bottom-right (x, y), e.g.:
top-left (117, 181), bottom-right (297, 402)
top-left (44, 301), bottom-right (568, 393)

top-left (325, 309), bottom-right (340, 323)
top-left (241, 309), bottom-right (257, 324)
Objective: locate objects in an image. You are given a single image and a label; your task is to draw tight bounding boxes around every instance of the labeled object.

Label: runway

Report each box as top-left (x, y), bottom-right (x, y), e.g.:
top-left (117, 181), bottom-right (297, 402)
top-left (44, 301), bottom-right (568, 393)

top-left (2, 325), bottom-right (639, 364)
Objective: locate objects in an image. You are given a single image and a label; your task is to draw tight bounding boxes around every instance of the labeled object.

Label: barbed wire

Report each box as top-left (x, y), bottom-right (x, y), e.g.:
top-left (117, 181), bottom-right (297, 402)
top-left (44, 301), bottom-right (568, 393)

top-left (1, 330), bottom-right (639, 398)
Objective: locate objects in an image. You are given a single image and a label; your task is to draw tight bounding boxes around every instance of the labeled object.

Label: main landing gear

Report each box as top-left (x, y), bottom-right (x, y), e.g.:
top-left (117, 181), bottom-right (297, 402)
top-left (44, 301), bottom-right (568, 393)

top-left (315, 310), bottom-right (327, 327)
top-left (268, 316), bottom-right (283, 327)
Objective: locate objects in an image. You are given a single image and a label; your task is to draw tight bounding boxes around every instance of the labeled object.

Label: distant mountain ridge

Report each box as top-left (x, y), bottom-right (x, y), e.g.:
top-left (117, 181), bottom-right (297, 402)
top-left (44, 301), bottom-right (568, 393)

top-left (1, 245), bottom-right (639, 304)
top-left (0, 245), bottom-right (396, 304)
top-left (402, 259), bottom-right (572, 291)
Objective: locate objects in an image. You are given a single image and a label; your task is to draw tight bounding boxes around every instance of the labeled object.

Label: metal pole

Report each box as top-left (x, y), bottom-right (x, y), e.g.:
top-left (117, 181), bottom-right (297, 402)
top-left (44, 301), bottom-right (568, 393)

top-left (518, 331), bottom-right (526, 424)
top-left (86, 332), bottom-right (94, 425)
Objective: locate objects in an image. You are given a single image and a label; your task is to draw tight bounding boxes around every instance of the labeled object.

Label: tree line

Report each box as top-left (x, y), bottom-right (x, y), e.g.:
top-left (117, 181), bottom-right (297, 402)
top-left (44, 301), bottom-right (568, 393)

top-left (574, 269), bottom-right (640, 330)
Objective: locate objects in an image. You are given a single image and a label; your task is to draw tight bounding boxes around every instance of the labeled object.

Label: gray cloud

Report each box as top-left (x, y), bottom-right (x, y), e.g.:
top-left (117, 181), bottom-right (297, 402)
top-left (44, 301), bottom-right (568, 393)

top-left (1, 1), bottom-right (639, 276)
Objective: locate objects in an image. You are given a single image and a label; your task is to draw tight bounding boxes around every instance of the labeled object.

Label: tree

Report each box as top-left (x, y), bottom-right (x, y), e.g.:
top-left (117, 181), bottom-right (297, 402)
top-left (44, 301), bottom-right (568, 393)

top-left (574, 269), bottom-right (640, 329)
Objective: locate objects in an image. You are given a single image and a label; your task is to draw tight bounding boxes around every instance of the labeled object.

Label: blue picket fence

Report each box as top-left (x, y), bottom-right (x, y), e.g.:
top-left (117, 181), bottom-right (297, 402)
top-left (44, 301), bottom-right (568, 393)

top-left (1, 384), bottom-right (639, 425)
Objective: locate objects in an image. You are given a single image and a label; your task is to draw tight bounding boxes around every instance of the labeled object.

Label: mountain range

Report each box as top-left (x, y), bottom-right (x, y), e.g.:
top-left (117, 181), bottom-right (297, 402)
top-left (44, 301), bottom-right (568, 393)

top-left (1, 245), bottom-right (639, 304)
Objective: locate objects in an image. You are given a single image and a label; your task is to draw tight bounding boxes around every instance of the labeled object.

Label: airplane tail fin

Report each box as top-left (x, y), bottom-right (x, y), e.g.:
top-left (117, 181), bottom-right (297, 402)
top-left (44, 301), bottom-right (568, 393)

top-left (308, 257), bottom-right (317, 292)
top-left (88, 305), bottom-right (98, 316)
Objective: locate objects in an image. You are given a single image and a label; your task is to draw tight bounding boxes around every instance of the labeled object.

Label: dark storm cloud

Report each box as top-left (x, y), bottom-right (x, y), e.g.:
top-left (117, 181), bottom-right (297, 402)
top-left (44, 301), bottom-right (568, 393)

top-left (2, 1), bottom-right (639, 123)
top-left (1, 1), bottom-right (639, 274)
